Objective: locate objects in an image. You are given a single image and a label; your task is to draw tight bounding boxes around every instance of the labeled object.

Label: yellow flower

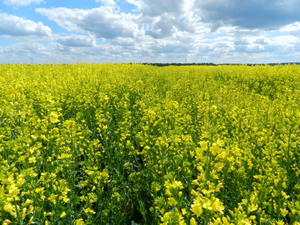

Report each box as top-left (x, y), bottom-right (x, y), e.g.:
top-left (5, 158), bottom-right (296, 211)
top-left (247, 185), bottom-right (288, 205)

top-left (166, 189), bottom-right (172, 196)
top-left (3, 219), bottom-right (11, 225)
top-left (202, 198), bottom-right (212, 211)
top-left (28, 156), bottom-right (36, 163)
top-left (280, 208), bottom-right (288, 217)
top-left (44, 212), bottom-right (54, 217)
top-left (172, 181), bottom-right (183, 189)
top-left (210, 144), bottom-right (222, 156)
top-left (161, 210), bottom-right (186, 225)
top-left (191, 198), bottom-right (203, 217)
top-left (62, 196), bottom-right (70, 203)
top-left (76, 218), bottom-right (85, 225)
top-left (199, 141), bottom-right (208, 149)
top-left (48, 194), bottom-right (57, 204)
top-left (84, 207), bottom-right (96, 214)
top-left (212, 198), bottom-right (225, 212)
top-left (191, 189), bottom-right (199, 196)
top-left (192, 180), bottom-right (199, 185)
top-left (21, 199), bottom-right (33, 207)
top-left (248, 204), bottom-right (258, 212)
top-left (4, 203), bottom-right (15, 214)
top-left (190, 218), bottom-right (197, 225)
top-left (213, 218), bottom-right (222, 225)
top-left (34, 187), bottom-right (45, 193)
top-left (50, 111), bottom-right (60, 123)
top-left (195, 147), bottom-right (203, 160)
top-left (217, 150), bottom-right (227, 159)
top-left (222, 217), bottom-right (232, 225)
top-left (60, 212), bottom-right (66, 218)
top-left (281, 191), bottom-right (290, 199)
top-left (167, 197), bottom-right (177, 206)
top-left (238, 219), bottom-right (252, 225)
top-left (28, 216), bottom-right (34, 224)
top-left (8, 184), bottom-right (20, 198)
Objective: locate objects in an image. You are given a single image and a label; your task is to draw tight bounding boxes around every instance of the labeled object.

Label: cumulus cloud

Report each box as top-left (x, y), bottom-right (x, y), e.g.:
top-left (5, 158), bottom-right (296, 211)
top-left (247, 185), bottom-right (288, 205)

top-left (95, 0), bottom-right (116, 6)
top-left (36, 0), bottom-right (197, 40)
top-left (234, 38), bottom-right (265, 53)
top-left (145, 15), bottom-right (177, 39)
top-left (193, 0), bottom-right (300, 30)
top-left (127, 0), bottom-right (185, 17)
top-left (151, 40), bottom-right (192, 55)
top-left (0, 13), bottom-right (51, 37)
top-left (110, 37), bottom-right (136, 50)
top-left (144, 14), bottom-right (197, 38)
top-left (55, 34), bottom-right (96, 47)
top-left (233, 34), bottom-right (300, 56)
top-left (36, 7), bottom-right (139, 39)
top-left (271, 35), bottom-right (299, 47)
top-left (1, 0), bottom-right (43, 6)
top-left (280, 22), bottom-right (300, 35)
top-left (2, 0), bottom-right (300, 64)
top-left (127, 0), bottom-right (197, 38)
top-left (0, 42), bottom-right (49, 64)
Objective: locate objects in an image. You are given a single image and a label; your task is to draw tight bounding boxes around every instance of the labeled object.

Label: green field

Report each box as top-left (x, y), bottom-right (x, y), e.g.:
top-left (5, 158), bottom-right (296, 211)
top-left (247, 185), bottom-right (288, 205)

top-left (0, 64), bottom-right (299, 224)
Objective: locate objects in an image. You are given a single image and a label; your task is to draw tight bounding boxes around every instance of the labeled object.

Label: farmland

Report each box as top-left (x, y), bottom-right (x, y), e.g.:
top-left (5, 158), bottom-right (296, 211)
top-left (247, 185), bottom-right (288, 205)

top-left (0, 64), bottom-right (299, 224)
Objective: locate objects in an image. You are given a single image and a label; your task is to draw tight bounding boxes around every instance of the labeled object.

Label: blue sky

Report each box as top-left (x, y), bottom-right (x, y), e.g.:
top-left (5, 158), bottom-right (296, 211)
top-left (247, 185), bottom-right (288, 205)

top-left (0, 0), bottom-right (300, 64)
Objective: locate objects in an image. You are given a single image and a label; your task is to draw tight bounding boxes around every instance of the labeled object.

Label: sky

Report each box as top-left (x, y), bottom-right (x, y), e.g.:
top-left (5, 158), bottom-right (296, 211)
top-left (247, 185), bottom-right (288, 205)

top-left (0, 0), bottom-right (300, 64)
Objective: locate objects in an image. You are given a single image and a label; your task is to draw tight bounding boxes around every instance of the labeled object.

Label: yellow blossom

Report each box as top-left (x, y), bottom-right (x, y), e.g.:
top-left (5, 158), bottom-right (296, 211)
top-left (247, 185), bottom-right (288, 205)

top-left (76, 218), bottom-right (85, 225)
top-left (191, 197), bottom-right (203, 217)
top-left (212, 198), bottom-right (225, 212)
top-left (280, 208), bottom-right (289, 217)
top-left (190, 218), bottom-right (197, 225)
top-left (167, 197), bottom-right (177, 206)
top-left (84, 207), bottom-right (96, 214)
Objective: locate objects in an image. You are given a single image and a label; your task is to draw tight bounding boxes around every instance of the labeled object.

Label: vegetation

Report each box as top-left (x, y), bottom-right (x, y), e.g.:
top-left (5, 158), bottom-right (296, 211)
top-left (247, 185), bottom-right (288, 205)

top-left (0, 64), bottom-right (299, 224)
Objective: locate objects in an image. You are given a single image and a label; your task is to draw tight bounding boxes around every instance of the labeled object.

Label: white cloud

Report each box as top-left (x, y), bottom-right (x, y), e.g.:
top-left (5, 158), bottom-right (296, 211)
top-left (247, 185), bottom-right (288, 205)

top-left (1, 0), bottom-right (43, 6)
top-left (127, 0), bottom-right (185, 17)
top-left (36, 7), bottom-right (139, 39)
top-left (126, 0), bottom-right (198, 38)
top-left (110, 37), bottom-right (136, 49)
top-left (144, 13), bottom-right (197, 39)
top-left (193, 0), bottom-right (300, 30)
top-left (271, 35), bottom-right (299, 46)
top-left (95, 0), bottom-right (116, 6)
top-left (0, 42), bottom-right (49, 64)
top-left (232, 34), bottom-right (300, 57)
top-left (55, 34), bottom-right (96, 47)
top-left (1, 30), bottom-right (299, 64)
top-left (1, 0), bottom-right (300, 64)
top-left (0, 13), bottom-right (51, 37)
top-left (280, 22), bottom-right (300, 35)
top-left (144, 15), bottom-right (176, 39)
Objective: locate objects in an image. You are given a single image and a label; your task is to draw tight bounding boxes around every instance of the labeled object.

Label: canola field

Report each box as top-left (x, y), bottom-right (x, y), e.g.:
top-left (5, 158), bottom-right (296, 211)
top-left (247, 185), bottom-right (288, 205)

top-left (0, 63), bottom-right (299, 225)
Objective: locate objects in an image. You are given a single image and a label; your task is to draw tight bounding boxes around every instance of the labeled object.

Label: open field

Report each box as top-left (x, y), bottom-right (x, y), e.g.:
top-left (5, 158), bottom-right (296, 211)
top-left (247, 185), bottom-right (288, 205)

top-left (0, 64), bottom-right (299, 224)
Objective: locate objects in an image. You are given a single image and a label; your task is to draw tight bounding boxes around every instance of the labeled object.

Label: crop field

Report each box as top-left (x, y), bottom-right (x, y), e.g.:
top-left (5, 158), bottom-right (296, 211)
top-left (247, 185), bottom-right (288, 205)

top-left (0, 64), bottom-right (299, 224)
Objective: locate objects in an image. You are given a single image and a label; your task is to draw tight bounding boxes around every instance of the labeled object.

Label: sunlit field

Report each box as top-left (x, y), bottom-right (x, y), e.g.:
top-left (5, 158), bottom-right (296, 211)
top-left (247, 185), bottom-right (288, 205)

top-left (0, 64), bottom-right (299, 224)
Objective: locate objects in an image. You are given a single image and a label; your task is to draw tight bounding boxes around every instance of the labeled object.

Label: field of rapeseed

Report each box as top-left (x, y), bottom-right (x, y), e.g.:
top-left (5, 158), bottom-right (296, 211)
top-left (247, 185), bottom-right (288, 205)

top-left (0, 63), bottom-right (299, 224)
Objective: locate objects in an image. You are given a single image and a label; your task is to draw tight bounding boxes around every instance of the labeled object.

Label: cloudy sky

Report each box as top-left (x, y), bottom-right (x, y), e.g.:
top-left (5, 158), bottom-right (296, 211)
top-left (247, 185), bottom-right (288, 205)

top-left (0, 0), bottom-right (300, 64)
